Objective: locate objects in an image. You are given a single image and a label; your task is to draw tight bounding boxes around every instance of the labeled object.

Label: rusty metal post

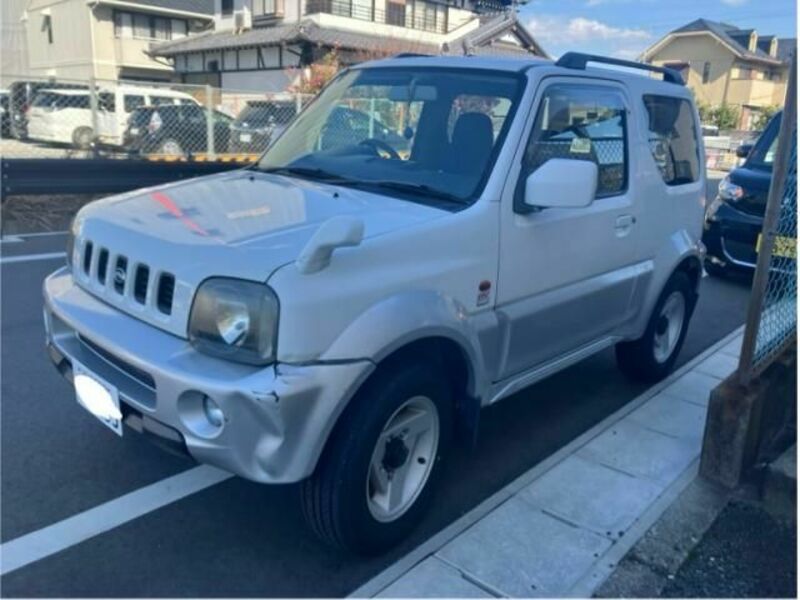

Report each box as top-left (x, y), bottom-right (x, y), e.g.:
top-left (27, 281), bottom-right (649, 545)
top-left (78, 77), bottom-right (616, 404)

top-left (738, 51), bottom-right (797, 384)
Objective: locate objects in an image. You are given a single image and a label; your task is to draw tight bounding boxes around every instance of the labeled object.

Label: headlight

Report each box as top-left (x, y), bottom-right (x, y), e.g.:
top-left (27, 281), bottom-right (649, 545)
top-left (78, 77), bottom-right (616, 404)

top-left (718, 176), bottom-right (744, 202)
top-left (189, 278), bottom-right (279, 366)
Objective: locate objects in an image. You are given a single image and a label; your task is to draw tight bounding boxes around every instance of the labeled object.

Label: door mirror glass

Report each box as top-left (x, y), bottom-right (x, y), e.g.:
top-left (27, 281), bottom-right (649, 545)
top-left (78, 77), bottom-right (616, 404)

top-left (524, 158), bottom-right (598, 210)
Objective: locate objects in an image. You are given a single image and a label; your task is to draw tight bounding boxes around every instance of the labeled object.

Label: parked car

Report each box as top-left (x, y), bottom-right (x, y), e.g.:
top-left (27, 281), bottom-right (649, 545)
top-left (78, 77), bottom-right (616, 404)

top-left (8, 80), bottom-right (89, 140)
top-left (123, 104), bottom-right (233, 156)
top-left (44, 54), bottom-right (704, 554)
top-left (26, 85), bottom-right (198, 149)
top-left (0, 90), bottom-right (10, 138)
top-left (229, 99), bottom-right (298, 153)
top-left (703, 111), bottom-right (790, 277)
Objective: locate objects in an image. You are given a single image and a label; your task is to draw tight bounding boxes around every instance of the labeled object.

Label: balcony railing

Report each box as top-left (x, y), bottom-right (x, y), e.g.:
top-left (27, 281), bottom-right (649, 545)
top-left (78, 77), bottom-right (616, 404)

top-left (305, 0), bottom-right (449, 34)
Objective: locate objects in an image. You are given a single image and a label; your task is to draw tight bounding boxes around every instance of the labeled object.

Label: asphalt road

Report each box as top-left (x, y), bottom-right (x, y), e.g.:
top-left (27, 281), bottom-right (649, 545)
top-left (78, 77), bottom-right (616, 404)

top-left (1, 231), bottom-right (752, 597)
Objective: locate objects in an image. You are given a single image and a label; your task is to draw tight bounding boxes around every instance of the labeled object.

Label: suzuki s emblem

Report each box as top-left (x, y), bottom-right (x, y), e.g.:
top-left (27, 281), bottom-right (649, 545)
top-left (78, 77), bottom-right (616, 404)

top-left (114, 267), bottom-right (127, 286)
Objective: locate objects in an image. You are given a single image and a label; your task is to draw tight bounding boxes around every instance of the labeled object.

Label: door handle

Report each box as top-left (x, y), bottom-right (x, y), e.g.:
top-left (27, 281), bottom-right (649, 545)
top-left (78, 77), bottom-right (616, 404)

top-left (615, 214), bottom-right (636, 237)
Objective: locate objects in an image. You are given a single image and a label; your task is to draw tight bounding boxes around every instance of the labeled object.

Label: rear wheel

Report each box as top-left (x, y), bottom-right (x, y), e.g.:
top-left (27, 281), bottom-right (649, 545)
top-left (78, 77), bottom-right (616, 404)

top-left (158, 138), bottom-right (183, 156)
top-left (301, 359), bottom-right (452, 554)
top-left (616, 272), bottom-right (694, 382)
top-left (72, 127), bottom-right (93, 150)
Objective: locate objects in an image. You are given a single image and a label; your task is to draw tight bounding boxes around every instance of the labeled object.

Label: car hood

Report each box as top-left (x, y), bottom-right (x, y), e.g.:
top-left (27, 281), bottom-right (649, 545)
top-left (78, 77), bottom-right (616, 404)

top-left (73, 170), bottom-right (448, 337)
top-left (75, 169), bottom-right (447, 285)
top-left (727, 165), bottom-right (772, 217)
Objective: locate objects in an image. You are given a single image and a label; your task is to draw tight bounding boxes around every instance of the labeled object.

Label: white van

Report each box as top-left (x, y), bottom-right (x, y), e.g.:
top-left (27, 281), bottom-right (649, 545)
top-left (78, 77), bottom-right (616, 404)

top-left (27, 85), bottom-right (199, 149)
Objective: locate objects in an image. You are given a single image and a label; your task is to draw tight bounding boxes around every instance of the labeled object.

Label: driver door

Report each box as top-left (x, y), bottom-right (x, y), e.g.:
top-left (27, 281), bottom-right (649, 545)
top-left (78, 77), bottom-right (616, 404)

top-left (495, 78), bottom-right (645, 380)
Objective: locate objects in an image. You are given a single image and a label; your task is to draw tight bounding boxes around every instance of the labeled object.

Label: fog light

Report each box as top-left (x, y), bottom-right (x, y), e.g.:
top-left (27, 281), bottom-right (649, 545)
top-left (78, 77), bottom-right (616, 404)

top-left (203, 395), bottom-right (225, 428)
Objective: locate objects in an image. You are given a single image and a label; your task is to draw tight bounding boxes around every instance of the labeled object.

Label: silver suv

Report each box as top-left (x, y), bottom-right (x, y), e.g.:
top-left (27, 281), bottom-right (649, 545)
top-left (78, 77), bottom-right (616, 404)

top-left (44, 53), bottom-right (705, 553)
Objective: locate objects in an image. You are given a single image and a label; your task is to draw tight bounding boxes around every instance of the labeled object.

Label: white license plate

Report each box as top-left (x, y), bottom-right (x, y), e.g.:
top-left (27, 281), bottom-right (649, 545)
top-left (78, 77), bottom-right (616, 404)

top-left (239, 133), bottom-right (252, 143)
top-left (73, 361), bottom-right (123, 436)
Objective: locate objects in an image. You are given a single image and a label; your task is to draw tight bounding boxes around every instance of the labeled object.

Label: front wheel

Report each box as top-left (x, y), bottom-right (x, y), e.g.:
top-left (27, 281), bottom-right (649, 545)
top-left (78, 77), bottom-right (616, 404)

top-left (616, 272), bottom-right (695, 382)
top-left (301, 359), bottom-right (452, 554)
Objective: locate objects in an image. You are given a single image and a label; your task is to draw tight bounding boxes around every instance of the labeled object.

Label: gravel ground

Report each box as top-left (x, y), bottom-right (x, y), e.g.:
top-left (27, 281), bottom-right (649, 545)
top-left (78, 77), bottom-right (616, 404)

top-left (1, 195), bottom-right (100, 235)
top-left (660, 500), bottom-right (796, 598)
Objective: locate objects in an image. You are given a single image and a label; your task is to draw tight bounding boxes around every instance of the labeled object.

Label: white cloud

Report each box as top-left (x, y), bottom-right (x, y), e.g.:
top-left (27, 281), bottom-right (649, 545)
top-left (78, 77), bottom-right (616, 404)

top-left (526, 16), bottom-right (651, 44)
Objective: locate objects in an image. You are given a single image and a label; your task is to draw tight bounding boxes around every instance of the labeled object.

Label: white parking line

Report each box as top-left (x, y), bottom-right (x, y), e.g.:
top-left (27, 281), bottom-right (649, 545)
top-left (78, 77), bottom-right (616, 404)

top-left (1, 252), bottom-right (66, 264)
top-left (0, 466), bottom-right (233, 576)
top-left (1, 231), bottom-right (68, 243)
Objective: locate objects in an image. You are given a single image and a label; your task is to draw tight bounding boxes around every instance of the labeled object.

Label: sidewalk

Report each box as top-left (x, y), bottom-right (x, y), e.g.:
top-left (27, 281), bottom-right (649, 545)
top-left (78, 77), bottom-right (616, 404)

top-left (354, 327), bottom-right (744, 598)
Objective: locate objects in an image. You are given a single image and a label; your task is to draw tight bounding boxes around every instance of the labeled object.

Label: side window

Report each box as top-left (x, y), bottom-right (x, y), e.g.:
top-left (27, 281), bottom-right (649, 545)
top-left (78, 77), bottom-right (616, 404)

top-left (642, 95), bottom-right (700, 186)
top-left (124, 95), bottom-right (145, 113)
top-left (151, 96), bottom-right (177, 106)
top-left (521, 84), bottom-right (628, 198)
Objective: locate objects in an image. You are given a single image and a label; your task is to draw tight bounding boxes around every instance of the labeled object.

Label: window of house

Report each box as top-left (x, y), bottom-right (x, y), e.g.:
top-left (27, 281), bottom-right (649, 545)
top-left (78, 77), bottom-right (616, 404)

top-left (643, 95), bottom-right (700, 186)
top-left (133, 13), bottom-right (151, 37)
top-left (408, 0), bottom-right (446, 32)
top-left (222, 0), bottom-right (234, 15)
top-left (702, 61), bottom-right (711, 84)
top-left (115, 11), bottom-right (186, 40)
top-left (171, 19), bottom-right (187, 38)
top-left (387, 0), bottom-right (406, 26)
top-left (521, 84), bottom-right (628, 198)
top-left (252, 0), bottom-right (278, 15)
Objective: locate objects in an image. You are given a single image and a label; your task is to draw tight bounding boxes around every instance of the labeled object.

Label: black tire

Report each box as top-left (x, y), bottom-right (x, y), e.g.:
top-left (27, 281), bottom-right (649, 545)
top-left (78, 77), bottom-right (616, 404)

top-left (301, 357), bottom-right (452, 554)
top-left (72, 126), bottom-right (93, 150)
top-left (616, 271), bottom-right (695, 382)
top-left (158, 138), bottom-right (183, 156)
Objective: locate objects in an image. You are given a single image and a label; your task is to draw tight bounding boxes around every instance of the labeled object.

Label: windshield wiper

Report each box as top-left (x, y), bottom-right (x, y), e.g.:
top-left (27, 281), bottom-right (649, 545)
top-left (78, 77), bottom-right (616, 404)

top-left (358, 180), bottom-right (468, 206)
top-left (255, 165), bottom-right (351, 183)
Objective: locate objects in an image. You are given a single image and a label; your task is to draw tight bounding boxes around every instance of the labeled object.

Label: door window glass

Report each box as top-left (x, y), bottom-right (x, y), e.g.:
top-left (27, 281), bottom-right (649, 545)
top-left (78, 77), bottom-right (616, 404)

top-left (124, 95), bottom-right (146, 113)
top-left (642, 95), bottom-right (700, 186)
top-left (522, 84), bottom-right (628, 198)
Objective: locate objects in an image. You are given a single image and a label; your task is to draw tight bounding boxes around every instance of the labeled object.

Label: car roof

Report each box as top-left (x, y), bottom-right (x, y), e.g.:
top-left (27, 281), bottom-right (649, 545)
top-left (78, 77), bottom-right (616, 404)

top-left (355, 55), bottom-right (692, 98)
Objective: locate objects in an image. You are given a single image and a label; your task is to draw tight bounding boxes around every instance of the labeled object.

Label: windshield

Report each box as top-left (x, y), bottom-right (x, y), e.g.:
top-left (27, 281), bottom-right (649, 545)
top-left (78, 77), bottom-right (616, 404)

top-left (747, 111), bottom-right (782, 171)
top-left (257, 67), bottom-right (523, 205)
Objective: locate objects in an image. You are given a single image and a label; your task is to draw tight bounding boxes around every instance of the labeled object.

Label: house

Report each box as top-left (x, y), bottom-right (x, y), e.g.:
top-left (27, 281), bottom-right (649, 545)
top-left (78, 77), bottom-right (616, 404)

top-left (640, 18), bottom-right (795, 129)
top-left (23, 0), bottom-right (215, 82)
top-left (147, 0), bottom-right (547, 92)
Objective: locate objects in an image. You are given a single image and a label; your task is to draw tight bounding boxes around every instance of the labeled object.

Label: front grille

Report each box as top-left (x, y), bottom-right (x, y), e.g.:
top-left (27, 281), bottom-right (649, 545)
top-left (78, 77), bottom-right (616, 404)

top-left (157, 274), bottom-right (175, 315)
top-left (78, 238), bottom-right (176, 316)
top-left (79, 335), bottom-right (156, 390)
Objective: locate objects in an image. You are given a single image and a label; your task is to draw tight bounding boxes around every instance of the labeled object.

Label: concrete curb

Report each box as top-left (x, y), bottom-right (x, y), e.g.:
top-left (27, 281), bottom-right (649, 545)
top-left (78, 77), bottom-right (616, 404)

top-left (351, 326), bottom-right (745, 599)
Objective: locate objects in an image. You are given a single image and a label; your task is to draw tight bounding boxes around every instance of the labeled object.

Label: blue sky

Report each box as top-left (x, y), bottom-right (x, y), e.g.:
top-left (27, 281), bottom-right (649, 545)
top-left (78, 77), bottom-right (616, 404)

top-left (518, 0), bottom-right (797, 59)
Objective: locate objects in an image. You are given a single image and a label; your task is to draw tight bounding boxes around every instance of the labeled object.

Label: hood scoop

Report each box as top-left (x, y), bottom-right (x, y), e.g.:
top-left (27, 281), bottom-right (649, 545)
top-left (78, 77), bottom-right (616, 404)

top-left (296, 216), bottom-right (364, 274)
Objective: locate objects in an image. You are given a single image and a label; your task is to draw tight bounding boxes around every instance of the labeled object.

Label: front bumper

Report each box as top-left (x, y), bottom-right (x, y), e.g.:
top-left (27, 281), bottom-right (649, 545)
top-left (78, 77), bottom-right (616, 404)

top-left (43, 267), bottom-right (374, 483)
top-left (703, 201), bottom-right (763, 273)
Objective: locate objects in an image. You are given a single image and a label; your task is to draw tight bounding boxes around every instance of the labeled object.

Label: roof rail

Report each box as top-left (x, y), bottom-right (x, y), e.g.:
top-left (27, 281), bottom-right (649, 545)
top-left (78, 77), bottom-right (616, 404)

top-left (392, 53), bottom-right (431, 59)
top-left (555, 52), bottom-right (685, 85)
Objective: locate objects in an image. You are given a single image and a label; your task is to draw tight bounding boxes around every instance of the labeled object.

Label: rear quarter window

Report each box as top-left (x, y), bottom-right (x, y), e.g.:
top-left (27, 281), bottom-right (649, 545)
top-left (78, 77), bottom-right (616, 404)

top-left (643, 95), bottom-right (700, 186)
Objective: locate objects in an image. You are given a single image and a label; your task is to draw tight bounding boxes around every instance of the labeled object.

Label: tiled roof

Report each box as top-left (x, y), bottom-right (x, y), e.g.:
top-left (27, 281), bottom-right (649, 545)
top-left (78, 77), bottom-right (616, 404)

top-left (671, 18), bottom-right (791, 65)
top-left (150, 12), bottom-right (546, 58)
top-left (121, 0), bottom-right (215, 15)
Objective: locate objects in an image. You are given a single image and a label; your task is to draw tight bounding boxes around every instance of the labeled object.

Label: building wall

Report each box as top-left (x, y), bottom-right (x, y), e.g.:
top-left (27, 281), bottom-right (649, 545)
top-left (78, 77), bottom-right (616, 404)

top-left (649, 33), bottom-right (788, 111)
top-left (1, 0), bottom-right (31, 77)
top-left (26, 0), bottom-right (95, 79)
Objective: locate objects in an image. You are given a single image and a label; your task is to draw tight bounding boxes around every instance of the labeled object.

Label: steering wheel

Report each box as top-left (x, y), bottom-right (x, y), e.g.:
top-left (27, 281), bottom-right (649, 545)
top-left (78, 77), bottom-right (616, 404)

top-left (359, 138), bottom-right (401, 160)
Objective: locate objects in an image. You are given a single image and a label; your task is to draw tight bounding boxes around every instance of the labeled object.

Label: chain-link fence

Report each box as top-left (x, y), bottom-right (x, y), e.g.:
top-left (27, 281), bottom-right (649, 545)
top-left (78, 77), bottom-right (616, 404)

top-left (0, 74), bottom-right (312, 161)
top-left (738, 54), bottom-right (797, 383)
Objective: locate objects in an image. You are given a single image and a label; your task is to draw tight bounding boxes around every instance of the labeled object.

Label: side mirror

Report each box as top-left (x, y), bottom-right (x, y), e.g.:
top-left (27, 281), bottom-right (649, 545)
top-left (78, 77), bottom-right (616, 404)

top-left (521, 159), bottom-right (598, 212)
top-left (736, 143), bottom-right (754, 159)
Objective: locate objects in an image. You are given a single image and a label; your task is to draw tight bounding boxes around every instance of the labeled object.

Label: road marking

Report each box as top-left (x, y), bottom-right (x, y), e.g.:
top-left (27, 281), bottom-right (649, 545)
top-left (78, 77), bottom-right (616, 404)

top-left (5, 231), bottom-right (68, 239)
top-left (0, 252), bottom-right (66, 264)
top-left (0, 466), bottom-right (233, 576)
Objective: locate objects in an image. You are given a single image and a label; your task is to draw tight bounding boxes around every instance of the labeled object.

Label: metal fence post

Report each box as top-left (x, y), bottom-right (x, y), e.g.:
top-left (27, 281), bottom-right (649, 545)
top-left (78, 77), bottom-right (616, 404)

top-left (89, 77), bottom-right (100, 158)
top-left (737, 52), bottom-right (797, 384)
top-left (205, 84), bottom-right (216, 160)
